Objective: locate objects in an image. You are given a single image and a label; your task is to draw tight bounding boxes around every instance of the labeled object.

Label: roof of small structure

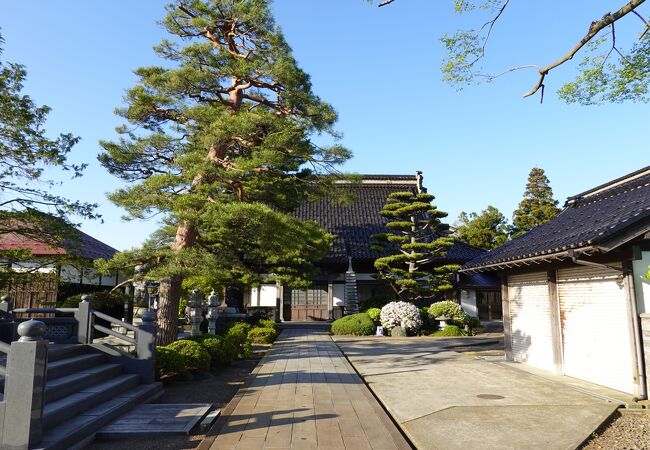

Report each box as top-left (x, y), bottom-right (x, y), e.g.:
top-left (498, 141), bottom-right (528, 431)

top-left (0, 227), bottom-right (118, 261)
top-left (462, 166), bottom-right (650, 272)
top-left (292, 174), bottom-right (485, 265)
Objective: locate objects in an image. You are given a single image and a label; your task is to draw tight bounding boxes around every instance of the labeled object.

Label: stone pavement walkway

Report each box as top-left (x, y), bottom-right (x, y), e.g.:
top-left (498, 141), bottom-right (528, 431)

top-left (199, 329), bottom-right (411, 450)
top-left (334, 336), bottom-right (620, 450)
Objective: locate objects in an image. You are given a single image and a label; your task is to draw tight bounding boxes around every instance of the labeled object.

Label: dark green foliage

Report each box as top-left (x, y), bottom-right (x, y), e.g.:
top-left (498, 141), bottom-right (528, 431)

top-left (511, 168), bottom-right (560, 237)
top-left (467, 316), bottom-right (482, 331)
top-left (155, 346), bottom-right (186, 379)
top-left (167, 339), bottom-right (211, 372)
top-left (331, 313), bottom-right (376, 336)
top-left (62, 291), bottom-right (127, 331)
top-left (365, 308), bottom-right (381, 325)
top-left (429, 300), bottom-right (469, 326)
top-left (418, 307), bottom-right (438, 334)
top-left (248, 327), bottom-right (278, 344)
top-left (360, 295), bottom-right (393, 310)
top-left (455, 206), bottom-right (509, 250)
top-left (431, 325), bottom-right (467, 337)
top-left (372, 191), bottom-right (458, 301)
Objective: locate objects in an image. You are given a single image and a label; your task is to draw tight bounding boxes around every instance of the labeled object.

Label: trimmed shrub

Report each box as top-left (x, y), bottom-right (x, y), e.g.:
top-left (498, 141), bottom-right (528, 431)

top-left (256, 319), bottom-right (277, 330)
top-left (419, 307), bottom-right (438, 334)
top-left (226, 325), bottom-right (253, 359)
top-left (365, 308), bottom-right (381, 325)
top-left (331, 313), bottom-right (375, 336)
top-left (431, 325), bottom-right (467, 337)
top-left (467, 316), bottom-right (481, 329)
top-left (429, 301), bottom-right (470, 326)
top-left (248, 327), bottom-right (278, 344)
top-left (201, 336), bottom-right (236, 366)
top-left (380, 301), bottom-right (422, 332)
top-left (227, 321), bottom-right (253, 336)
top-left (155, 346), bottom-right (185, 379)
top-left (167, 339), bottom-right (211, 372)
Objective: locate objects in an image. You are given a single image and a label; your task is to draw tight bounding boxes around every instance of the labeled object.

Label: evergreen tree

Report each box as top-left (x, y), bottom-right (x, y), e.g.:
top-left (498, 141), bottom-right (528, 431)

top-left (511, 167), bottom-right (561, 237)
top-left (455, 205), bottom-right (509, 250)
top-left (98, 0), bottom-right (350, 344)
top-left (0, 33), bottom-right (97, 284)
top-left (372, 191), bottom-right (458, 302)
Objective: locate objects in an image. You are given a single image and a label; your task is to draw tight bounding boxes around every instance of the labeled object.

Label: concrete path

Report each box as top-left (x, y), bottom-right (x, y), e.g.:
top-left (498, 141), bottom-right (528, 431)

top-left (333, 336), bottom-right (619, 450)
top-left (199, 329), bottom-right (411, 450)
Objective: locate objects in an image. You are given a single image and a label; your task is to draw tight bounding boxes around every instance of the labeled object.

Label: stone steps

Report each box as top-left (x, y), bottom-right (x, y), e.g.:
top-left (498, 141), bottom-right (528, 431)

top-left (26, 345), bottom-right (163, 450)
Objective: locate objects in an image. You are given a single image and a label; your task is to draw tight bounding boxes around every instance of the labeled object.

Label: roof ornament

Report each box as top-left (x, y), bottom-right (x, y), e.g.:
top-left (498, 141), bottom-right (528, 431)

top-left (415, 171), bottom-right (426, 194)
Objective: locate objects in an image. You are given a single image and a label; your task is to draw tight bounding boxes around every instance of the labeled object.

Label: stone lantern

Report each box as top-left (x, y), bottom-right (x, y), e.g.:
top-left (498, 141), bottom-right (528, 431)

top-left (188, 289), bottom-right (204, 337)
top-left (206, 290), bottom-right (219, 335)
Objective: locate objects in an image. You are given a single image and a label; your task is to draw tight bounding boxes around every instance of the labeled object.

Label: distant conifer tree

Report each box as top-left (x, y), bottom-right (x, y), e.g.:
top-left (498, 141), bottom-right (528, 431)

top-left (511, 167), bottom-right (561, 237)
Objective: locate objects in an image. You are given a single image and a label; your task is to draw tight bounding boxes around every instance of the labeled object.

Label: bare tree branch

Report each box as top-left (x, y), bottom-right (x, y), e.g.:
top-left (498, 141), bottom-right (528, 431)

top-left (523, 0), bottom-right (646, 98)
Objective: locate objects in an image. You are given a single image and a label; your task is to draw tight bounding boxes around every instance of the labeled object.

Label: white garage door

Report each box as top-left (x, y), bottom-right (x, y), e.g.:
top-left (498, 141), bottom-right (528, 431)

top-left (508, 272), bottom-right (555, 373)
top-left (558, 266), bottom-right (636, 394)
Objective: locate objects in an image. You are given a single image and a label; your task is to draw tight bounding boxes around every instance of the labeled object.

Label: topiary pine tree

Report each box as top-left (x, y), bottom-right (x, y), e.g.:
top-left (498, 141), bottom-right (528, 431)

top-left (97, 0), bottom-right (350, 345)
top-left (372, 191), bottom-right (458, 302)
top-left (455, 205), bottom-right (509, 250)
top-left (511, 167), bottom-right (561, 237)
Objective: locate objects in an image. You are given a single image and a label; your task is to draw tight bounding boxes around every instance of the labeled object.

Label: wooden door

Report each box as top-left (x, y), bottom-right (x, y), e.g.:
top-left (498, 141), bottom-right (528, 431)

top-left (284, 285), bottom-right (329, 321)
top-left (477, 290), bottom-right (502, 321)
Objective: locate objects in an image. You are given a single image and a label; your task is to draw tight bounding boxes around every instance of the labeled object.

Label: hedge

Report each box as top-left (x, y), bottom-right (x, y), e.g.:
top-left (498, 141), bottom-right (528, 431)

top-left (248, 327), bottom-right (278, 344)
top-left (331, 313), bottom-right (375, 336)
top-left (166, 340), bottom-right (211, 372)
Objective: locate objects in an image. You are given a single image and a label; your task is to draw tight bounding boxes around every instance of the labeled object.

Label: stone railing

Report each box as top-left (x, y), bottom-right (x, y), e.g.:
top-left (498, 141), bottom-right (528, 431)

top-left (0, 319), bottom-right (50, 448)
top-left (0, 293), bottom-right (157, 448)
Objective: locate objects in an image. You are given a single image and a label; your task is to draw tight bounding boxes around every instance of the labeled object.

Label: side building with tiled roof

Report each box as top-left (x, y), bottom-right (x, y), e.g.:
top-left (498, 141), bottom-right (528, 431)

top-left (245, 173), bottom-right (490, 321)
top-left (461, 165), bottom-right (650, 398)
top-left (0, 226), bottom-right (123, 309)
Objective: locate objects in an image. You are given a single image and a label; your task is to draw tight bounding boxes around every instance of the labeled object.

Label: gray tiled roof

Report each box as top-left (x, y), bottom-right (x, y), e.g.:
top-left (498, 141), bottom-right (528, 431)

top-left (462, 167), bottom-right (650, 271)
top-left (293, 176), bottom-right (485, 264)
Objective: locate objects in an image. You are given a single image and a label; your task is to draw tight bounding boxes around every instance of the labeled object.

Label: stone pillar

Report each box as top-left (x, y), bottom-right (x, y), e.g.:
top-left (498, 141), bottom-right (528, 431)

top-left (641, 314), bottom-right (650, 397)
top-left (188, 289), bottom-right (204, 337)
top-left (207, 290), bottom-right (219, 335)
top-left (137, 311), bottom-right (156, 384)
top-left (3, 319), bottom-right (49, 449)
top-left (75, 294), bottom-right (93, 344)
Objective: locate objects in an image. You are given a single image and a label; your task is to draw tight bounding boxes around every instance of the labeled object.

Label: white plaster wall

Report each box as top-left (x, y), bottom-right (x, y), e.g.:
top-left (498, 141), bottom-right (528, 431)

top-left (632, 251), bottom-right (650, 314)
top-left (250, 285), bottom-right (278, 307)
top-left (9, 260), bottom-right (56, 274)
top-left (60, 265), bottom-right (82, 283)
top-left (460, 289), bottom-right (478, 317)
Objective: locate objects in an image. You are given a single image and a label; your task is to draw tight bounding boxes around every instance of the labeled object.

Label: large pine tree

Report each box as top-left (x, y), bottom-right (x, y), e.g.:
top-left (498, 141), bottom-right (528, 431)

top-left (98, 0), bottom-right (350, 344)
top-left (511, 167), bottom-right (561, 237)
top-left (372, 191), bottom-right (458, 302)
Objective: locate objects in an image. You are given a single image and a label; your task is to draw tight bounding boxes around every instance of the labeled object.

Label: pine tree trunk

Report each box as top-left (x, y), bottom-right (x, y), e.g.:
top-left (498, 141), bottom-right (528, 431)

top-left (156, 219), bottom-right (198, 346)
top-left (156, 274), bottom-right (181, 346)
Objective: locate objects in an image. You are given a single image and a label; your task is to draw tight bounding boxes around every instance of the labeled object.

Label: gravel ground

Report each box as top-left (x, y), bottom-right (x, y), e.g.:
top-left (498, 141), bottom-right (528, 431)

top-left (581, 410), bottom-right (650, 450)
top-left (85, 346), bottom-right (268, 450)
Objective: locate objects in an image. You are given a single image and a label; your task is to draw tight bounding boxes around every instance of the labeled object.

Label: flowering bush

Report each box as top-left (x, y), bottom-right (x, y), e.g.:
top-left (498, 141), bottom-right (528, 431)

top-left (380, 301), bottom-right (422, 332)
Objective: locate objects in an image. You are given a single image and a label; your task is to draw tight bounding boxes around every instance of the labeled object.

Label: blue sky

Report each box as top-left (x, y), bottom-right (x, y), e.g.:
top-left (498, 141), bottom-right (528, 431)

top-left (1, 0), bottom-right (648, 250)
